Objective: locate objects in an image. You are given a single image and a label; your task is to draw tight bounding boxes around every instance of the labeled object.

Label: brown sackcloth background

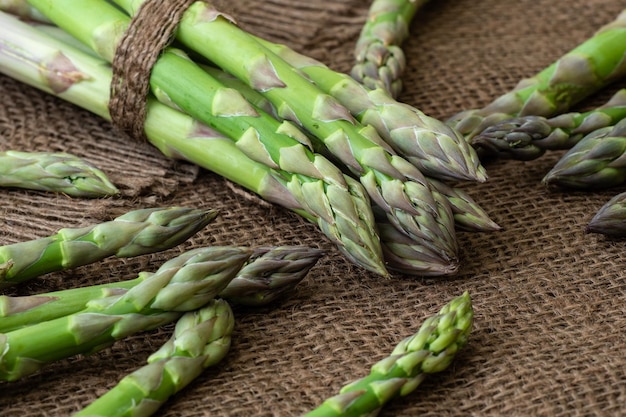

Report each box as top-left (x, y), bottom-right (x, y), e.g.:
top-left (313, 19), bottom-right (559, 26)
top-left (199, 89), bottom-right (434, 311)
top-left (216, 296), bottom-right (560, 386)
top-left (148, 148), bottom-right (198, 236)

top-left (1, 0), bottom-right (626, 415)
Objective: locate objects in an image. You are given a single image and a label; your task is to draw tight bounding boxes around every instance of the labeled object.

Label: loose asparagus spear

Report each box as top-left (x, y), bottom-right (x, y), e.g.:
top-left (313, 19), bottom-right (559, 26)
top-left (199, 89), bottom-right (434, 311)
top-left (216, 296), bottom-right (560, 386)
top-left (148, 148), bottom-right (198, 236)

top-left (257, 37), bottom-right (487, 184)
top-left (351, 0), bottom-right (430, 98)
top-left (542, 119), bottom-right (626, 189)
top-left (447, 8), bottom-right (626, 147)
top-left (0, 150), bottom-right (119, 197)
top-left (0, 206), bottom-right (217, 288)
top-left (72, 298), bottom-right (234, 417)
top-left (0, 246), bottom-right (252, 381)
top-left (303, 291), bottom-right (473, 417)
top-left (0, 245), bottom-right (324, 333)
top-left (472, 88), bottom-right (626, 160)
top-left (587, 191), bottom-right (626, 236)
top-left (113, 0), bottom-right (459, 264)
top-left (0, 10), bottom-right (388, 277)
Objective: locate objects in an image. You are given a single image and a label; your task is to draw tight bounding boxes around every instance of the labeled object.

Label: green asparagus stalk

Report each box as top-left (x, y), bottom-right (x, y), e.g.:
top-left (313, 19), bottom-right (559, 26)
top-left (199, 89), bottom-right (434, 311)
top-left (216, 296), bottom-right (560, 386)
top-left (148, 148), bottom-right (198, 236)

top-left (0, 10), bottom-right (389, 277)
top-left (472, 88), bottom-right (626, 160)
top-left (542, 119), bottom-right (626, 189)
top-left (0, 245), bottom-right (323, 333)
top-left (351, 0), bottom-right (430, 98)
top-left (113, 0), bottom-right (459, 264)
top-left (447, 8), bottom-right (626, 148)
top-left (0, 206), bottom-right (217, 288)
top-left (0, 150), bottom-right (119, 197)
top-left (0, 246), bottom-right (252, 381)
top-left (587, 191), bottom-right (626, 236)
top-left (258, 37), bottom-right (487, 184)
top-left (303, 291), bottom-right (473, 417)
top-left (72, 298), bottom-right (234, 417)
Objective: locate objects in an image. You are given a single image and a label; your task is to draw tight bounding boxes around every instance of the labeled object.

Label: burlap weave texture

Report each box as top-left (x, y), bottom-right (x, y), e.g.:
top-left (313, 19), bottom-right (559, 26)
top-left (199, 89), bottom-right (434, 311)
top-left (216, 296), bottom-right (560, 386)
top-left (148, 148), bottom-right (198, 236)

top-left (1, 0), bottom-right (625, 416)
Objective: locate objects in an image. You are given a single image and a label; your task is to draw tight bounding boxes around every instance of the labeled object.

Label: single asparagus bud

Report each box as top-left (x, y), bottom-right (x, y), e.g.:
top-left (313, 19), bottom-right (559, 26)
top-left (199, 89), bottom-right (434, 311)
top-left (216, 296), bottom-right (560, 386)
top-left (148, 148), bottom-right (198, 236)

top-left (113, 0), bottom-right (459, 267)
top-left (472, 89), bottom-right (626, 160)
top-left (0, 150), bottom-right (119, 197)
top-left (219, 245), bottom-right (325, 306)
top-left (0, 10), bottom-right (388, 277)
top-left (258, 37), bottom-right (487, 184)
top-left (0, 246), bottom-right (252, 381)
top-left (426, 178), bottom-right (501, 232)
top-left (374, 207), bottom-right (459, 276)
top-left (72, 299), bottom-right (234, 417)
top-left (351, 0), bottom-right (430, 98)
top-left (0, 207), bottom-right (218, 288)
top-left (447, 9), bottom-right (626, 145)
top-left (587, 191), bottom-right (626, 236)
top-left (543, 119), bottom-right (626, 189)
top-left (303, 291), bottom-right (473, 417)
top-left (0, 245), bottom-right (322, 333)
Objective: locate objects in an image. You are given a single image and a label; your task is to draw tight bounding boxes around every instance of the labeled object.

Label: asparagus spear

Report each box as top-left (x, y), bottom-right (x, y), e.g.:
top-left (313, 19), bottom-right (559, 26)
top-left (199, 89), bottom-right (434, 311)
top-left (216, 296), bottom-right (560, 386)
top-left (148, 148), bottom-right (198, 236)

top-left (0, 206), bottom-right (217, 288)
top-left (0, 150), bottom-right (119, 197)
top-left (0, 246), bottom-right (252, 381)
top-left (303, 291), bottom-right (473, 417)
top-left (447, 8), bottom-right (626, 148)
top-left (0, 10), bottom-right (388, 277)
top-left (72, 298), bottom-right (234, 417)
top-left (351, 0), bottom-right (430, 98)
top-left (587, 191), bottom-right (626, 236)
top-left (257, 37), bottom-right (487, 184)
top-left (113, 0), bottom-right (459, 264)
top-left (472, 88), bottom-right (626, 160)
top-left (542, 119), bottom-right (626, 189)
top-left (0, 245), bottom-right (323, 333)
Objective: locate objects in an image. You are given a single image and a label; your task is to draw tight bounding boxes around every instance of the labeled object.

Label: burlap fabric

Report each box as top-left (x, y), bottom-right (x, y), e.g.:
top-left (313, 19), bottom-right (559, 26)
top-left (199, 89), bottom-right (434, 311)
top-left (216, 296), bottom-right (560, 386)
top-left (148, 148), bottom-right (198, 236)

top-left (1, 0), bottom-right (625, 415)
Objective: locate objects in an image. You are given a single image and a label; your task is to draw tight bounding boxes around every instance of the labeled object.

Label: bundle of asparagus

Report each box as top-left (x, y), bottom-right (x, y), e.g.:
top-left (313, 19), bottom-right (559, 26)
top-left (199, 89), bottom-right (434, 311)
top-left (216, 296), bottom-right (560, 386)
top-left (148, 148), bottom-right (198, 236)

top-left (0, 0), bottom-right (497, 277)
top-left (0, 150), bottom-right (118, 197)
top-left (447, 8), bottom-right (626, 160)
